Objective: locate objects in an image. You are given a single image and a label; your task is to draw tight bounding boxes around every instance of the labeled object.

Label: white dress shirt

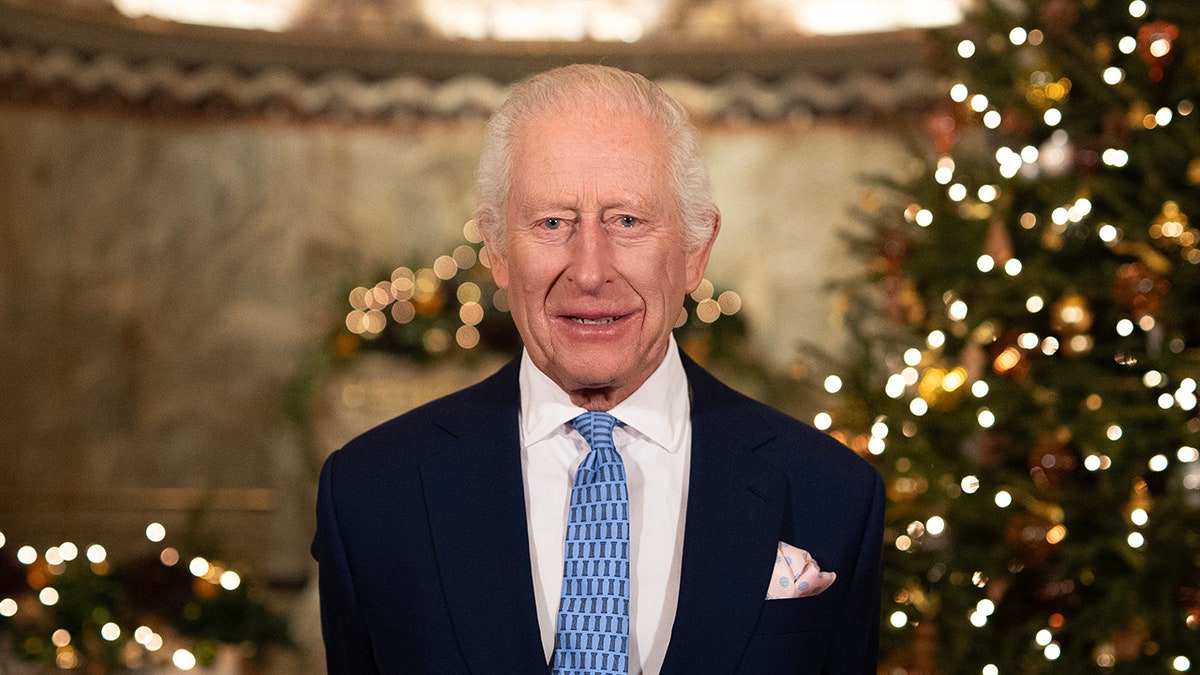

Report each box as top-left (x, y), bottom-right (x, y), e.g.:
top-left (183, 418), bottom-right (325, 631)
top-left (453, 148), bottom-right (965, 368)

top-left (519, 336), bottom-right (692, 674)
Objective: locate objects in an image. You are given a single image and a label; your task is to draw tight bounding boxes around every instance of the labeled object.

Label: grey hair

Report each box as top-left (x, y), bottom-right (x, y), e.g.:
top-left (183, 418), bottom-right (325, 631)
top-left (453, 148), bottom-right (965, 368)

top-left (473, 64), bottom-right (717, 253)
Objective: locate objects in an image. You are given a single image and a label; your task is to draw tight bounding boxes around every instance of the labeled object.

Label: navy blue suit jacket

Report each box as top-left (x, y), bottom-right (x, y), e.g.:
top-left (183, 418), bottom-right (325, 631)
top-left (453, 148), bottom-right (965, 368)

top-left (312, 351), bottom-right (885, 674)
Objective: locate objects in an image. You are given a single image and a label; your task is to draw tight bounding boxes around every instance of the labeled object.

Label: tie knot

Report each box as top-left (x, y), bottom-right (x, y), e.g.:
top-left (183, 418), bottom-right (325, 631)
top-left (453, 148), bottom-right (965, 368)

top-left (570, 411), bottom-right (620, 451)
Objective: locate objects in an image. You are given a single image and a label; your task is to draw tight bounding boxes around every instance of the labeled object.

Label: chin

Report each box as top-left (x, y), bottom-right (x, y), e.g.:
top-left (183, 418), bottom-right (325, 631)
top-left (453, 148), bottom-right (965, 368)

top-left (562, 367), bottom-right (623, 392)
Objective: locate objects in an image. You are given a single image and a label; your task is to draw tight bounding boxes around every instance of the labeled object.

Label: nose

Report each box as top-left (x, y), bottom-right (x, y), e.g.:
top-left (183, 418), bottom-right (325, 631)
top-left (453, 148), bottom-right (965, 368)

top-left (565, 217), bottom-right (614, 293)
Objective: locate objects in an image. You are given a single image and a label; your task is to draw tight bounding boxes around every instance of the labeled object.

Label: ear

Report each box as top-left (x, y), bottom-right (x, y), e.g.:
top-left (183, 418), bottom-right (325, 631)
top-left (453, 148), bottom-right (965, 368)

top-left (685, 209), bottom-right (721, 292)
top-left (478, 215), bottom-right (510, 289)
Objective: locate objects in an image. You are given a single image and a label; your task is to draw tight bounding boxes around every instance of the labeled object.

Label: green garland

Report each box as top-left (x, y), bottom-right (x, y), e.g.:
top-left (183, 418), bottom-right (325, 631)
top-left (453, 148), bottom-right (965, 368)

top-left (0, 537), bottom-right (289, 671)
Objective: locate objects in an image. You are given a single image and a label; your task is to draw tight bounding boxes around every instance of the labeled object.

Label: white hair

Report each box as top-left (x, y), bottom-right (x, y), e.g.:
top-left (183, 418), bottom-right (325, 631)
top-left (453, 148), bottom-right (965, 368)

top-left (473, 64), bottom-right (717, 252)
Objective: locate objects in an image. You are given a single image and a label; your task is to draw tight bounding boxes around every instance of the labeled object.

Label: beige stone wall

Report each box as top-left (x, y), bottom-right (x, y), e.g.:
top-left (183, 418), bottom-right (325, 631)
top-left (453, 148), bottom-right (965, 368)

top-left (0, 104), bottom-right (909, 580)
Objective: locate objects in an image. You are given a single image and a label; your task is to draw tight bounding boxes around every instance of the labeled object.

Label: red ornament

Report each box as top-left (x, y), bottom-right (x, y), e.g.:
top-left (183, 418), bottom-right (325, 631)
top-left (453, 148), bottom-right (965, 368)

top-left (961, 340), bottom-right (988, 383)
top-left (983, 219), bottom-right (1014, 265)
top-left (1029, 431), bottom-right (1077, 490)
top-left (999, 106), bottom-right (1033, 136)
top-left (876, 228), bottom-right (909, 276)
top-left (961, 429), bottom-right (1010, 467)
top-left (877, 227), bottom-right (923, 325)
top-left (1113, 261), bottom-right (1170, 321)
top-left (1137, 21), bottom-right (1179, 82)
top-left (1180, 570), bottom-right (1200, 610)
top-left (1005, 512), bottom-right (1057, 565)
top-left (1039, 0), bottom-right (1078, 33)
top-left (1102, 110), bottom-right (1130, 145)
top-left (926, 105), bottom-right (959, 156)
top-left (1034, 577), bottom-right (1080, 613)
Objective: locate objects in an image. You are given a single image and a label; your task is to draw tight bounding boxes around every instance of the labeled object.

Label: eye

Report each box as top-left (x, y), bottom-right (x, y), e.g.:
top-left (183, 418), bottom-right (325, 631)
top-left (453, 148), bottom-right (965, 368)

top-left (543, 218), bottom-right (563, 230)
top-left (619, 215), bottom-right (638, 228)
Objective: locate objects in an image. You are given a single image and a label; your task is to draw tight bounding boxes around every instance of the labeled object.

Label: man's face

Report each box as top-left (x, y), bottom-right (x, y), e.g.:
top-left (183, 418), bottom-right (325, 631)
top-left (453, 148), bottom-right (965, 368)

top-left (487, 108), bottom-right (717, 407)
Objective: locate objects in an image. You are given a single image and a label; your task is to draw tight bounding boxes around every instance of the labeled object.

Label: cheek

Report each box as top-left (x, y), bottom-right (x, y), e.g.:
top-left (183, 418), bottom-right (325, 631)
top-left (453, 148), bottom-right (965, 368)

top-left (505, 262), bottom-right (556, 313)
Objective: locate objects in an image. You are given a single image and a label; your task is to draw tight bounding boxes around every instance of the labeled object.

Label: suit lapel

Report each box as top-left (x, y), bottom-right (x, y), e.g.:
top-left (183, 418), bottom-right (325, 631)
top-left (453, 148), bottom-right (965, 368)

top-left (418, 358), bottom-right (550, 674)
top-left (415, 353), bottom-right (786, 673)
top-left (660, 355), bottom-right (788, 674)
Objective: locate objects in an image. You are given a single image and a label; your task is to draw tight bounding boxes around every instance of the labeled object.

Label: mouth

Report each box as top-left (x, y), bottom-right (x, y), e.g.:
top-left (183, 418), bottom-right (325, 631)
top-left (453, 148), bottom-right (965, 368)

top-left (568, 316), bottom-right (619, 325)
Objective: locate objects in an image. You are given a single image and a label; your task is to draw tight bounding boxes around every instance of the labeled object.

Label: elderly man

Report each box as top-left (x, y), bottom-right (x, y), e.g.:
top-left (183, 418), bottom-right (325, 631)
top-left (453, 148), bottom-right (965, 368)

top-left (313, 64), bottom-right (884, 674)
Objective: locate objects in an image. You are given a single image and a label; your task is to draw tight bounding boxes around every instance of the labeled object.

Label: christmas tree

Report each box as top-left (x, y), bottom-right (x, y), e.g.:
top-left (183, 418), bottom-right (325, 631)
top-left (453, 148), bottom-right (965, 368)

top-left (825, 0), bottom-right (1200, 672)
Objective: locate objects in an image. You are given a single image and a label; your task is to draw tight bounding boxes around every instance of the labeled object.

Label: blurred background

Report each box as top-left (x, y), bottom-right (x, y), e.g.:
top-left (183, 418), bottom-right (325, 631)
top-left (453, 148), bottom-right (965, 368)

top-left (2, 0), bottom-right (1197, 673)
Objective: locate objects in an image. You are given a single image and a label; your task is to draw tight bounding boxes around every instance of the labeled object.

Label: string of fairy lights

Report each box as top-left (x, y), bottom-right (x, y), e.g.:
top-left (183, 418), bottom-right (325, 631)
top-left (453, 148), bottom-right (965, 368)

top-left (0, 524), bottom-right (280, 671)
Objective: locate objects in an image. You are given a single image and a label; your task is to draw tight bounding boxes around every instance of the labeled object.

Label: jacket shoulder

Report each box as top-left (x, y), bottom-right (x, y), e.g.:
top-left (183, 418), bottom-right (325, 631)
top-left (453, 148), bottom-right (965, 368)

top-left (323, 355), bottom-right (520, 476)
top-left (682, 352), bottom-right (879, 484)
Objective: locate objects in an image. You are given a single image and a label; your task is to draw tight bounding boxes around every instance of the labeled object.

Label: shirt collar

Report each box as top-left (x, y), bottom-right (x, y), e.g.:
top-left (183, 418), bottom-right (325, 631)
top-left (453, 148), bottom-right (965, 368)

top-left (518, 334), bottom-right (690, 452)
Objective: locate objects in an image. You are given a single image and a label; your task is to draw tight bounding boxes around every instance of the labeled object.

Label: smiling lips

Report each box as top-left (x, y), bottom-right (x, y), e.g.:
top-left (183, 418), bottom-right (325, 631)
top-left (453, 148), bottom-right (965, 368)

top-left (569, 316), bottom-right (619, 325)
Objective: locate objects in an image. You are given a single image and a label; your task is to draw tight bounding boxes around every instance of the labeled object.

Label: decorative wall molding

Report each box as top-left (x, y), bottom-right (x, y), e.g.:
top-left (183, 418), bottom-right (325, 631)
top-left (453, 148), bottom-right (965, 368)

top-left (0, 1), bottom-right (941, 122)
top-left (0, 487), bottom-right (276, 512)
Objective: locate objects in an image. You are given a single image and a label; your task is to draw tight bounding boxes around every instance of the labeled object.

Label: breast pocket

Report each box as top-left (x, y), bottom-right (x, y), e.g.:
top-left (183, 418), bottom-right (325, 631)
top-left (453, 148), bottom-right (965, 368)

top-left (753, 590), bottom-right (839, 635)
top-left (738, 593), bottom-right (838, 675)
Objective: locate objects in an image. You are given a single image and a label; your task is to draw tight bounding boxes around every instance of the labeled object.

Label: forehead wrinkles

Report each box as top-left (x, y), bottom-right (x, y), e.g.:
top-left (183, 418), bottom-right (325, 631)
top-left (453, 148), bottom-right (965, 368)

top-left (510, 108), bottom-right (669, 162)
top-left (513, 165), bottom-right (663, 209)
top-left (507, 112), bottom-right (674, 213)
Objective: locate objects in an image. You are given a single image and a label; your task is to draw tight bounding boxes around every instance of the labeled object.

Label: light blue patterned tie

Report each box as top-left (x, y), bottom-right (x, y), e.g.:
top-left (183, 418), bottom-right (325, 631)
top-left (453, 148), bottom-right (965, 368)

top-left (552, 411), bottom-right (630, 675)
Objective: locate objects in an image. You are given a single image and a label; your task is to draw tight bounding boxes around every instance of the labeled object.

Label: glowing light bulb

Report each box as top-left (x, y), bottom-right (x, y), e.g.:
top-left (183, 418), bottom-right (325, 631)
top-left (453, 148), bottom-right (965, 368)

top-left (39, 588), bottom-right (60, 606)
top-left (173, 649), bottom-right (197, 670)
top-left (909, 398), bottom-right (929, 416)
top-left (977, 408), bottom-right (995, 428)
top-left (16, 546), bottom-right (36, 565)
top-left (86, 544), bottom-right (106, 564)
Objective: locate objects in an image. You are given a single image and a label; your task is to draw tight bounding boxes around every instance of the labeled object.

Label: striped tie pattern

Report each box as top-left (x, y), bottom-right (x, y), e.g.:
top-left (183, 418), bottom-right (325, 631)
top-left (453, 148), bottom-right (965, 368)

top-left (552, 411), bottom-right (630, 675)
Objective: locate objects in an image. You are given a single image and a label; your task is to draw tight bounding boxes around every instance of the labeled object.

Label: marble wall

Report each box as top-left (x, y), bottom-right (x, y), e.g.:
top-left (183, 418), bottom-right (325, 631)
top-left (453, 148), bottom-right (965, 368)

top-left (0, 103), bottom-right (911, 582)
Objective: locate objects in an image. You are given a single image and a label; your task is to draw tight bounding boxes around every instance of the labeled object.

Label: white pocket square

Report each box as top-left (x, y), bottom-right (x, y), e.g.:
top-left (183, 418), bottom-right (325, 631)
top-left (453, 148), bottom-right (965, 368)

top-left (765, 541), bottom-right (836, 599)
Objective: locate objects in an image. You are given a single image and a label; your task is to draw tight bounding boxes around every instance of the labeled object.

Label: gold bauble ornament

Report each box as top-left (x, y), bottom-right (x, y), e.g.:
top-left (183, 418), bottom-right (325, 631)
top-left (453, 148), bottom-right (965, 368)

top-left (1149, 201), bottom-right (1193, 247)
top-left (1050, 291), bottom-right (1093, 335)
top-left (1188, 158), bottom-right (1200, 186)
